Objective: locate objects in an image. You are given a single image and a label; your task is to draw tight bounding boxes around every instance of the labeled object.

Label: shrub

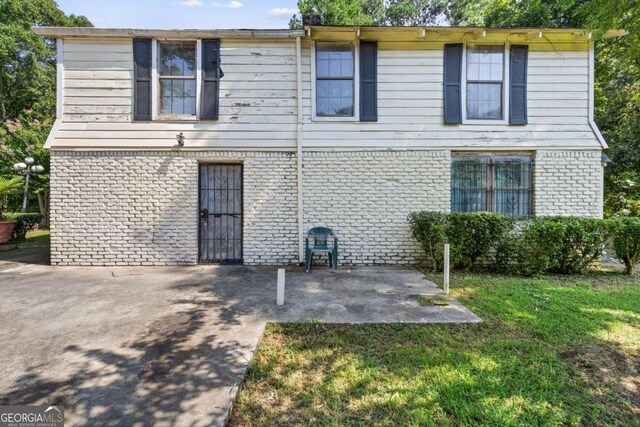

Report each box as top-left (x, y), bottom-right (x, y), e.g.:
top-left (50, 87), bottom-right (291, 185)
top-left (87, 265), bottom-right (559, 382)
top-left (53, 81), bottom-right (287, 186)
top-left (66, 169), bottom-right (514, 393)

top-left (514, 216), bottom-right (607, 275)
top-left (606, 216), bottom-right (640, 275)
top-left (1, 212), bottom-right (42, 242)
top-left (446, 212), bottom-right (516, 271)
top-left (408, 211), bottom-right (447, 272)
top-left (409, 211), bottom-right (515, 272)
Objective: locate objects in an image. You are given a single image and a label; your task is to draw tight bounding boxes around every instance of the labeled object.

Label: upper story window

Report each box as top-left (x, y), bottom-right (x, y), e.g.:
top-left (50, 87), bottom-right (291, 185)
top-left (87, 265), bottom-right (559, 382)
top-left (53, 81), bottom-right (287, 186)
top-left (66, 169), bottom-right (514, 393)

top-left (159, 42), bottom-right (197, 116)
top-left (316, 42), bottom-right (354, 117)
top-left (451, 155), bottom-right (532, 217)
top-left (466, 45), bottom-right (504, 120)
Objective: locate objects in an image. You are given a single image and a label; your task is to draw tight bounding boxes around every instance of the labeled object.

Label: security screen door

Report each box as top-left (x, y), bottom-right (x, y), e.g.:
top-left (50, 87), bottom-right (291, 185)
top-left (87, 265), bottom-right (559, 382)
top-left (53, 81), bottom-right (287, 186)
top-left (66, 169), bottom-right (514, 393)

top-left (199, 164), bottom-right (243, 263)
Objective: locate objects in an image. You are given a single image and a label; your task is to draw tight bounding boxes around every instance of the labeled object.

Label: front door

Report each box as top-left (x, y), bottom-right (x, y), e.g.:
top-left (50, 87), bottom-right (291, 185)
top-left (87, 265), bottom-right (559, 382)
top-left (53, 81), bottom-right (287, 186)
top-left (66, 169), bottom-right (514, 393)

top-left (199, 164), bottom-right (243, 263)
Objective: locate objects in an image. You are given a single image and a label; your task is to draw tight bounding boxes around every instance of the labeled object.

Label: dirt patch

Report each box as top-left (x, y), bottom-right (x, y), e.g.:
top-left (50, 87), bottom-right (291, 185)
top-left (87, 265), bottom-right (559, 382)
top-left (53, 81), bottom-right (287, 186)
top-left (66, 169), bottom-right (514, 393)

top-left (415, 294), bottom-right (450, 306)
top-left (559, 344), bottom-right (640, 423)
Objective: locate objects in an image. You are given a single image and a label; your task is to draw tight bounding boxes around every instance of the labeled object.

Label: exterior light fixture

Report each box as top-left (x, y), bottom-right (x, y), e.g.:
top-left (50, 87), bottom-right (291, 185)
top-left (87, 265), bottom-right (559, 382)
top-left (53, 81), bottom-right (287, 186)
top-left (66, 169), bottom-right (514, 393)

top-left (13, 156), bottom-right (45, 212)
top-left (601, 153), bottom-right (612, 168)
top-left (176, 132), bottom-right (185, 148)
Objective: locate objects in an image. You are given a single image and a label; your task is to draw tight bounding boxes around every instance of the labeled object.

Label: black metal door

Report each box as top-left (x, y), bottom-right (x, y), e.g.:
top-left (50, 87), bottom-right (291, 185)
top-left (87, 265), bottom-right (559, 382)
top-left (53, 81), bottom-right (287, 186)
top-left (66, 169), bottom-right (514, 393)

top-left (199, 164), bottom-right (243, 263)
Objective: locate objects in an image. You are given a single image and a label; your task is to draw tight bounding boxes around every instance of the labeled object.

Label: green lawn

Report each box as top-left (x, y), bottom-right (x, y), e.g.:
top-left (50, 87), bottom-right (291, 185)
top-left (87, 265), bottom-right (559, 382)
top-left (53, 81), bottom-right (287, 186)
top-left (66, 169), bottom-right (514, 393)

top-left (229, 272), bottom-right (640, 426)
top-left (19, 229), bottom-right (50, 249)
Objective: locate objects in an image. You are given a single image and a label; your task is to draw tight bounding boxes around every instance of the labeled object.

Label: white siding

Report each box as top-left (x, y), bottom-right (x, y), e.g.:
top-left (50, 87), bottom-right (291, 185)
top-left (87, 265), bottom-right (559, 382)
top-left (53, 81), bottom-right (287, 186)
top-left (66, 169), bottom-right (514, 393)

top-left (53, 35), bottom-right (601, 151)
top-left (62, 38), bottom-right (133, 123)
top-left (300, 40), bottom-right (599, 150)
top-left (57, 38), bottom-right (298, 150)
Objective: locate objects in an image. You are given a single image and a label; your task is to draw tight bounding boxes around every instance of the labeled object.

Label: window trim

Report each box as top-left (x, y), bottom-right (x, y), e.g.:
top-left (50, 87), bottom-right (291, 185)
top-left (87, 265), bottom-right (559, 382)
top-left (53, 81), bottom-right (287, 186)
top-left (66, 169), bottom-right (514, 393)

top-left (152, 38), bottom-right (201, 121)
top-left (311, 40), bottom-right (360, 122)
top-left (461, 42), bottom-right (510, 125)
top-left (451, 153), bottom-right (534, 217)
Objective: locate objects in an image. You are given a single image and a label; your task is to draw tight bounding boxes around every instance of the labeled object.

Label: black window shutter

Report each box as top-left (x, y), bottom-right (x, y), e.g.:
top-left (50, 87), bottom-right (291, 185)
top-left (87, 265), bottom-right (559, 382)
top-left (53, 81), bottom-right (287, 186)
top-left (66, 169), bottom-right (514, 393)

top-left (201, 39), bottom-right (222, 120)
top-left (359, 41), bottom-right (377, 122)
top-left (443, 44), bottom-right (463, 124)
top-left (133, 38), bottom-right (152, 121)
top-left (509, 45), bottom-right (528, 125)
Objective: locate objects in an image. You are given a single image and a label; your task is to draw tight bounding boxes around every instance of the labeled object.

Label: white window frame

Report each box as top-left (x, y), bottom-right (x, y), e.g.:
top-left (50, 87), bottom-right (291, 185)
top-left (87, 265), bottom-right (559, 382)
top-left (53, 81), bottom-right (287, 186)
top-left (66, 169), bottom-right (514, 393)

top-left (311, 40), bottom-right (360, 122)
top-left (152, 38), bottom-right (201, 122)
top-left (462, 42), bottom-right (510, 125)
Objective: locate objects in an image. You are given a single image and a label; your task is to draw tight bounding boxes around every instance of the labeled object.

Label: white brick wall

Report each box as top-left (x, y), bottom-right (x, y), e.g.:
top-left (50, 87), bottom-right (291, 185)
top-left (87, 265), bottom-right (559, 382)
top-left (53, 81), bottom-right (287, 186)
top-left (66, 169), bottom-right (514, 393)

top-left (242, 153), bottom-right (298, 264)
top-left (50, 151), bottom-right (298, 266)
top-left (302, 151), bottom-right (451, 265)
top-left (50, 149), bottom-right (602, 266)
top-left (534, 150), bottom-right (603, 218)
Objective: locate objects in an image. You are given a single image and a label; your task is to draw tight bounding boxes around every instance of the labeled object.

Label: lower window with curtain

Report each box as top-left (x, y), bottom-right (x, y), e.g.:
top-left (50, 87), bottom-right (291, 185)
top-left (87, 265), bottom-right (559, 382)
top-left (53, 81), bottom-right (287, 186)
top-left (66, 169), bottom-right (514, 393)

top-left (451, 154), bottom-right (533, 217)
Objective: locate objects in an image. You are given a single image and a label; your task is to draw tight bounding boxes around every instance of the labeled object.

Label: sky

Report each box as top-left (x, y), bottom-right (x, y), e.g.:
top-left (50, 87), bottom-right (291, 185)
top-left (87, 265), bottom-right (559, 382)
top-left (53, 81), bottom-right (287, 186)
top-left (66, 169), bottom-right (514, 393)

top-left (57, 0), bottom-right (299, 29)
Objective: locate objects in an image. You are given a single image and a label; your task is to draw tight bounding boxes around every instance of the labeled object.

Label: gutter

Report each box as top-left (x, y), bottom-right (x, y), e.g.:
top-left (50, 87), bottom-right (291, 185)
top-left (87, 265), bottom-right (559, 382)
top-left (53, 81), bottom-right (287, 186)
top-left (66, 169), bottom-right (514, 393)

top-left (295, 36), bottom-right (304, 263)
top-left (589, 39), bottom-right (607, 219)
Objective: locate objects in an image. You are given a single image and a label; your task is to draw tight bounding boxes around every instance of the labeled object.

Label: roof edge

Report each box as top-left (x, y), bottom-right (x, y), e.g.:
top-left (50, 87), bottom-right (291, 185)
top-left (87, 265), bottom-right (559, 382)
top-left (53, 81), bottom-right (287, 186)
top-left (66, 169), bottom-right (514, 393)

top-left (31, 27), bottom-right (305, 39)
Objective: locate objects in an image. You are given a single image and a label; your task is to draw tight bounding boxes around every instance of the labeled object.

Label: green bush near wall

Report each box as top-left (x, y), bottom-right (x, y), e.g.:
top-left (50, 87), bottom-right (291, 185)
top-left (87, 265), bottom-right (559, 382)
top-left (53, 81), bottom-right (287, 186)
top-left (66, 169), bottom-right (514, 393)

top-left (1, 212), bottom-right (42, 242)
top-left (504, 217), bottom-right (607, 275)
top-left (606, 216), bottom-right (640, 275)
top-left (410, 211), bottom-right (640, 276)
top-left (408, 211), bottom-right (448, 272)
top-left (409, 211), bottom-right (515, 272)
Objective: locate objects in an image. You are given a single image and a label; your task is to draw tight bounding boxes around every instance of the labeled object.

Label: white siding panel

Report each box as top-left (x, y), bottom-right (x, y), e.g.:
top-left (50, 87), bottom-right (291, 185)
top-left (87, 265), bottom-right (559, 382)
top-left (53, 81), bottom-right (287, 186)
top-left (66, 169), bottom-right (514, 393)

top-left (301, 40), bottom-right (599, 150)
top-left (58, 37), bottom-right (297, 148)
top-left (63, 39), bottom-right (133, 123)
top-left (55, 37), bottom-right (600, 150)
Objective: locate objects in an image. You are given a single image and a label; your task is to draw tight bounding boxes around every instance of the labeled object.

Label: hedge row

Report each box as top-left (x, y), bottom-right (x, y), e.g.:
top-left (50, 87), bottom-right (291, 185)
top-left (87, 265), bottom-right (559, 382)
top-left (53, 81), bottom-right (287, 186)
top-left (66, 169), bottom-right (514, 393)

top-left (1, 212), bottom-right (42, 242)
top-left (409, 212), bottom-right (640, 276)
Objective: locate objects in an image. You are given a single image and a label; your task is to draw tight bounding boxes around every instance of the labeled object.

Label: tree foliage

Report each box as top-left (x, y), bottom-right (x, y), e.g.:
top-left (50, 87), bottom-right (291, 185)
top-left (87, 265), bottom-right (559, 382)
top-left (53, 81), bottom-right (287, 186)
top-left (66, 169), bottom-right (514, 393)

top-left (290, 0), bottom-right (386, 28)
top-left (0, 0), bottom-right (91, 212)
top-left (290, 0), bottom-right (446, 27)
top-left (386, 0), bottom-right (446, 26)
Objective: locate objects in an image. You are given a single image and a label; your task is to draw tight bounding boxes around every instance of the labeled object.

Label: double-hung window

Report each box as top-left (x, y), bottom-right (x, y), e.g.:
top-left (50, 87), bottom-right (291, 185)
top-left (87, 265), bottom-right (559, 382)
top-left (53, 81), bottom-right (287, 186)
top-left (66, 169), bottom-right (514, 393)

top-left (158, 42), bottom-right (197, 116)
top-left (466, 45), bottom-right (504, 120)
top-left (315, 42), bottom-right (354, 117)
top-left (451, 155), bottom-right (533, 217)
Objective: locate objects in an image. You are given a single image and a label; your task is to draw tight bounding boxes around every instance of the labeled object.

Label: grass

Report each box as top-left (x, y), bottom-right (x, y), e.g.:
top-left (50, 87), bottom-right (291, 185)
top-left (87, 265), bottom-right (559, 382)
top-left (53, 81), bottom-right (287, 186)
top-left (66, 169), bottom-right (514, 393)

top-left (229, 271), bottom-right (640, 426)
top-left (19, 229), bottom-right (50, 249)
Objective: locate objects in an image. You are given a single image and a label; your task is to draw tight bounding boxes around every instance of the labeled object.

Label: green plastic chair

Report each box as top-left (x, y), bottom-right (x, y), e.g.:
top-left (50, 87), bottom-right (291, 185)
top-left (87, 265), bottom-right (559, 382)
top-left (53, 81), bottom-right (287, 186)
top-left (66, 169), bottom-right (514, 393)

top-left (305, 227), bottom-right (338, 273)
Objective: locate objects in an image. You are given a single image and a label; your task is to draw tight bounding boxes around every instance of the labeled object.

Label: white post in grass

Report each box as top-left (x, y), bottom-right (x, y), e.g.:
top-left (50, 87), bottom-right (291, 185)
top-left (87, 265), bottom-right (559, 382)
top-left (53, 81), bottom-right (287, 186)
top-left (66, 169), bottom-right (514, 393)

top-left (277, 268), bottom-right (285, 305)
top-left (443, 244), bottom-right (450, 295)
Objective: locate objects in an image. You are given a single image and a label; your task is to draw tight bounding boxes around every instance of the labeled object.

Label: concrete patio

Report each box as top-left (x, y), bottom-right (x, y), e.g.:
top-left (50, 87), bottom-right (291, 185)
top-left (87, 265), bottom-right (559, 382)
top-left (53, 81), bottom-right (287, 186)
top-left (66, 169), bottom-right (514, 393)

top-left (0, 255), bottom-right (480, 426)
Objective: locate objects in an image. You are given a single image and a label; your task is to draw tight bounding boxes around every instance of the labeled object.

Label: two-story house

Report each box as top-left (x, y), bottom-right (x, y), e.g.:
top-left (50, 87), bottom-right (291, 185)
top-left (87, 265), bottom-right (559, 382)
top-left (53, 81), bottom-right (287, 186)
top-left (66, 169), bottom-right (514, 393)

top-left (33, 25), bottom-right (608, 266)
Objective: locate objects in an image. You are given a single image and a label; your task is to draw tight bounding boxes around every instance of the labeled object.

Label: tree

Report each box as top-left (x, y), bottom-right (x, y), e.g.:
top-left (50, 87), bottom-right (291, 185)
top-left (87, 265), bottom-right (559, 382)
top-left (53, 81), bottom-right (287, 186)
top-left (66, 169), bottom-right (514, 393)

top-left (289, 0), bottom-right (446, 28)
top-left (0, 0), bottom-right (92, 222)
top-left (386, 0), bottom-right (446, 26)
top-left (290, 0), bottom-right (385, 28)
top-left (445, 0), bottom-right (584, 28)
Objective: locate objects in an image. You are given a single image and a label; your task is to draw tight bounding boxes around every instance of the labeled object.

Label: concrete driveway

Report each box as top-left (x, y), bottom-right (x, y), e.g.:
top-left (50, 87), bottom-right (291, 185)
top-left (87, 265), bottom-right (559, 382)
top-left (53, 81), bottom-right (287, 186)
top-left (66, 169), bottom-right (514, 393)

top-left (0, 254), bottom-right (479, 426)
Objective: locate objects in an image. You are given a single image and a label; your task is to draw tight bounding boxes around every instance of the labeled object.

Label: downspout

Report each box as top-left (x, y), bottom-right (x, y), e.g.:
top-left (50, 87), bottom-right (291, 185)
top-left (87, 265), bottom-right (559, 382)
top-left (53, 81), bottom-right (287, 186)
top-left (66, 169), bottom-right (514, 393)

top-left (296, 36), bottom-right (304, 263)
top-left (588, 39), bottom-right (606, 218)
